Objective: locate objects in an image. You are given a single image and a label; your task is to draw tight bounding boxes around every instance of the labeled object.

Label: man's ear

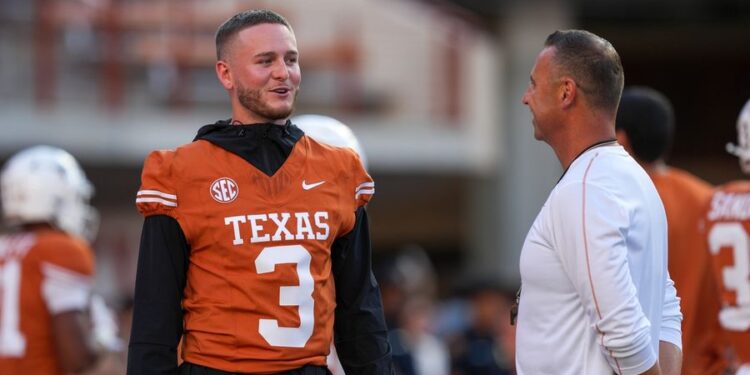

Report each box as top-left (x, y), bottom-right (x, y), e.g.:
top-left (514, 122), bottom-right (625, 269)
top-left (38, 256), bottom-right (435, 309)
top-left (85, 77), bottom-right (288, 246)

top-left (560, 77), bottom-right (577, 109)
top-left (216, 60), bottom-right (233, 90)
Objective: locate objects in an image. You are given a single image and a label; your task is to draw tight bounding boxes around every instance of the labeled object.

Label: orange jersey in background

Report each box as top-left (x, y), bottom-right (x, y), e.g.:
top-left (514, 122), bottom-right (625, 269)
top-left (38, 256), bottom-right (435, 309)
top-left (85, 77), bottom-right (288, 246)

top-left (136, 135), bottom-right (373, 373)
top-left (704, 180), bottom-right (750, 367)
top-left (0, 229), bottom-right (95, 375)
top-left (651, 166), bottom-right (726, 375)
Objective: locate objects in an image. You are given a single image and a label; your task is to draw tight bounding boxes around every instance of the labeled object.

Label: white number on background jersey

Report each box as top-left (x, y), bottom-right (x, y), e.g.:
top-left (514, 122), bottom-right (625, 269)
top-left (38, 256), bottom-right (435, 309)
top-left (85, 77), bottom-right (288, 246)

top-left (255, 245), bottom-right (315, 347)
top-left (0, 260), bottom-right (26, 356)
top-left (709, 222), bottom-right (750, 331)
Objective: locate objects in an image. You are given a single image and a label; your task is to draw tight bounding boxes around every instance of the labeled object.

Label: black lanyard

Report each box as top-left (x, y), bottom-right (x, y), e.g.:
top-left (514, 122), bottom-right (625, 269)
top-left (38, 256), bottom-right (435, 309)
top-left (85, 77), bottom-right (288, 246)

top-left (557, 139), bottom-right (618, 184)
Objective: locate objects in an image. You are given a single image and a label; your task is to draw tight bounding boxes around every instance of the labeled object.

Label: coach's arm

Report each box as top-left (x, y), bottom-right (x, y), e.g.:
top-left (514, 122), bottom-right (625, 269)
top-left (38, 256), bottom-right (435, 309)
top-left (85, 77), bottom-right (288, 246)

top-left (657, 273), bottom-right (683, 375)
top-left (657, 341), bottom-right (682, 375)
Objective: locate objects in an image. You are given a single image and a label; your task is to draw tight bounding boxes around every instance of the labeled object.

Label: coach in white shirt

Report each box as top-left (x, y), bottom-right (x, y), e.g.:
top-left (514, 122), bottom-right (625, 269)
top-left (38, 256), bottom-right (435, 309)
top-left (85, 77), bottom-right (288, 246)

top-left (517, 29), bottom-right (683, 375)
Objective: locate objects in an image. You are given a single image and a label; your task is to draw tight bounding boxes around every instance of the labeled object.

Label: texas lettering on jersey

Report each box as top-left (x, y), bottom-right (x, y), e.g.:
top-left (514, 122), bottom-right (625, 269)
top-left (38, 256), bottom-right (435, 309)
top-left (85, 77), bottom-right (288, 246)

top-left (135, 135), bottom-right (373, 373)
top-left (224, 211), bottom-right (330, 245)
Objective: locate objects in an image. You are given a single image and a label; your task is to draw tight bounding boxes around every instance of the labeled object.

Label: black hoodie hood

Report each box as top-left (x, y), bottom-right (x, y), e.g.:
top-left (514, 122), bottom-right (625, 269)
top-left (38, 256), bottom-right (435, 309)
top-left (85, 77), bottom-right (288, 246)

top-left (193, 119), bottom-right (305, 176)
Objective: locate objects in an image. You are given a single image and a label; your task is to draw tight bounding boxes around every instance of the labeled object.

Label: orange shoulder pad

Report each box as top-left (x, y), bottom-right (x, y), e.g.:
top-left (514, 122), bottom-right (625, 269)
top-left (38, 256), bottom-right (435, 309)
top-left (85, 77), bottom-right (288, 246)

top-left (347, 148), bottom-right (374, 207)
top-left (136, 150), bottom-right (179, 217)
top-left (34, 231), bottom-right (95, 277)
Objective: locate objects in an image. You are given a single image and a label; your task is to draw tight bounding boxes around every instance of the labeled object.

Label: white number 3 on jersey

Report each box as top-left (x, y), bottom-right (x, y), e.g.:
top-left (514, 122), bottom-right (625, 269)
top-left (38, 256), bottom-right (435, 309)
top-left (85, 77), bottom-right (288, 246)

top-left (255, 245), bottom-right (315, 347)
top-left (709, 223), bottom-right (750, 331)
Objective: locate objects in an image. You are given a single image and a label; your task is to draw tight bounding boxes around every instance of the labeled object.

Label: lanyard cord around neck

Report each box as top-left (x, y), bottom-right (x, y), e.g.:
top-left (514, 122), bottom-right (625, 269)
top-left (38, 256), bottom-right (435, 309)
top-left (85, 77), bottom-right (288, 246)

top-left (557, 139), bottom-right (618, 184)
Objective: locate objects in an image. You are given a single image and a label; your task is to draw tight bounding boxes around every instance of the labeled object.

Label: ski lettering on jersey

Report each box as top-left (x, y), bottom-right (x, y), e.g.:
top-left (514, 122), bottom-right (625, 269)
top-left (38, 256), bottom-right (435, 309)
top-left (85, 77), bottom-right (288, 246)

top-left (224, 211), bottom-right (330, 245)
top-left (708, 191), bottom-right (750, 221)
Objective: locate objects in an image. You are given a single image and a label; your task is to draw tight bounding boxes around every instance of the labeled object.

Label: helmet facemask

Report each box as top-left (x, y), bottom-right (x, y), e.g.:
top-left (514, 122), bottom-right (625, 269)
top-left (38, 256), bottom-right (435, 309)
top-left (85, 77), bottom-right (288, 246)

top-left (727, 100), bottom-right (750, 174)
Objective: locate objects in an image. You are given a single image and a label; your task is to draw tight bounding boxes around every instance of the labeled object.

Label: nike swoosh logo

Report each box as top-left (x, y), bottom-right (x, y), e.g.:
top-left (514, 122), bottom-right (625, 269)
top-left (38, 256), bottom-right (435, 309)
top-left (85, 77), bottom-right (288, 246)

top-left (302, 180), bottom-right (326, 190)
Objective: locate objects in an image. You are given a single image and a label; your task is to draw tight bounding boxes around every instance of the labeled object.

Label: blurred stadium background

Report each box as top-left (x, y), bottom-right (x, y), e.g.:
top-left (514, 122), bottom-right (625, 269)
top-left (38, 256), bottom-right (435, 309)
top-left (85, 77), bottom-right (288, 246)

top-left (1, 1), bottom-right (749, 369)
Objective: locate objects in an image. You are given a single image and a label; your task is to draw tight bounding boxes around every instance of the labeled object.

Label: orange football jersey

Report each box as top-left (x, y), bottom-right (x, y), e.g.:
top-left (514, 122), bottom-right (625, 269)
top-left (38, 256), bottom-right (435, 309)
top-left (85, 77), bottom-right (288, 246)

top-left (650, 167), bottom-right (726, 375)
top-left (0, 229), bottom-right (95, 375)
top-left (136, 135), bottom-right (373, 373)
top-left (704, 180), bottom-right (750, 366)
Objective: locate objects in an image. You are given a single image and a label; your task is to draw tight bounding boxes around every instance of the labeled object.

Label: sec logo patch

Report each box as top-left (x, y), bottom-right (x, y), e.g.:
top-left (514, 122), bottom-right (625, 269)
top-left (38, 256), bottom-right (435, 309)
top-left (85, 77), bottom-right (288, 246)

top-left (210, 177), bottom-right (239, 203)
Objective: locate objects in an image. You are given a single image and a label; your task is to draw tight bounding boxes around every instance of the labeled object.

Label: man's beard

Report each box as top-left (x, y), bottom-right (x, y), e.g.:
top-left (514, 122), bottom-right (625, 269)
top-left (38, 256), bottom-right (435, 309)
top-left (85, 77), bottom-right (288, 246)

top-left (237, 85), bottom-right (296, 121)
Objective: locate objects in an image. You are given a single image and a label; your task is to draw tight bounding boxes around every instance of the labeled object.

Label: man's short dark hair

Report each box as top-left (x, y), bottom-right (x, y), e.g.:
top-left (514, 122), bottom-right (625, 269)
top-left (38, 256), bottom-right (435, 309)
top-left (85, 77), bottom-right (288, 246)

top-left (616, 87), bottom-right (674, 163)
top-left (215, 9), bottom-right (292, 60)
top-left (544, 30), bottom-right (624, 114)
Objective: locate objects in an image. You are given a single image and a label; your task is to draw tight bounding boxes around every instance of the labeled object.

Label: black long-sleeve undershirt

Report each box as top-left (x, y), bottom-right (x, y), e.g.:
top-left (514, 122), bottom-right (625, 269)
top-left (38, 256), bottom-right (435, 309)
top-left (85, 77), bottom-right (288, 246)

top-left (331, 207), bottom-right (393, 374)
top-left (127, 215), bottom-right (188, 375)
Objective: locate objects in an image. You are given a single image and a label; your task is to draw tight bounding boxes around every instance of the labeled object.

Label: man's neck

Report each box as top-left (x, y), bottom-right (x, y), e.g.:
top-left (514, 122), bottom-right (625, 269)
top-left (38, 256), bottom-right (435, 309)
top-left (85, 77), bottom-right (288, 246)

top-left (230, 110), bottom-right (288, 126)
top-left (552, 115), bottom-right (617, 170)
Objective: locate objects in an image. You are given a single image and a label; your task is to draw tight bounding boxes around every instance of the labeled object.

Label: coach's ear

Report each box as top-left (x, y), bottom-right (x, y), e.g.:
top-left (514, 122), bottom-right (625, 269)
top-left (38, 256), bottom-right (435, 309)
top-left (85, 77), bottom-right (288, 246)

top-left (216, 60), bottom-right (233, 90)
top-left (559, 77), bottom-right (577, 109)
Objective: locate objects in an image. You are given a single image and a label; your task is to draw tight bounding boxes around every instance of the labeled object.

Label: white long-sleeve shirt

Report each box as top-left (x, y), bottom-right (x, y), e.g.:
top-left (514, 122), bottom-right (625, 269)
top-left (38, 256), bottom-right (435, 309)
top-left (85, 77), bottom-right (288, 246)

top-left (516, 144), bottom-right (682, 375)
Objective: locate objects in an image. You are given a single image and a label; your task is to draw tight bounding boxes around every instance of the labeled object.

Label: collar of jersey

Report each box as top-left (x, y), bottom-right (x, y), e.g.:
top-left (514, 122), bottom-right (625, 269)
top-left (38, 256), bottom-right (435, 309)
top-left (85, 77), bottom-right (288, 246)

top-left (194, 119), bottom-right (302, 141)
top-left (193, 120), bottom-right (305, 177)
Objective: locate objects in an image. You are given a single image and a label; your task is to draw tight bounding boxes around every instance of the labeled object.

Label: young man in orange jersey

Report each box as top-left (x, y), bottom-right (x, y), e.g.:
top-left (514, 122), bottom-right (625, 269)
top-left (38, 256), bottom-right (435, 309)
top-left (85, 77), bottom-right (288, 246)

top-left (126, 9), bottom-right (394, 375)
top-left (0, 146), bottom-right (118, 374)
top-left (616, 87), bottom-right (726, 375)
top-left (703, 98), bottom-right (750, 375)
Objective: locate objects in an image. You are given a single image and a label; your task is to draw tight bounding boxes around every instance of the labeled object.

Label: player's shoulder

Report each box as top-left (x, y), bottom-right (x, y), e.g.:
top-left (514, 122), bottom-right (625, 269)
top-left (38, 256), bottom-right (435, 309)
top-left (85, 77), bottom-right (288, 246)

top-left (141, 141), bottom-right (207, 173)
top-left (654, 167), bottom-right (713, 202)
top-left (665, 167), bottom-right (713, 191)
top-left (303, 135), bottom-right (362, 169)
top-left (137, 142), bottom-right (210, 215)
top-left (302, 135), bottom-right (373, 205)
top-left (30, 229), bottom-right (94, 276)
top-left (715, 179), bottom-right (750, 194)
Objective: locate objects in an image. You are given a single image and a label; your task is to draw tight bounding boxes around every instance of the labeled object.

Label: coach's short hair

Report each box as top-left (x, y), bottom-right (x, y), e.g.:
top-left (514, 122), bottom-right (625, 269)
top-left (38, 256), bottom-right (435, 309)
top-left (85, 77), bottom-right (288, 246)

top-left (544, 30), bottom-right (624, 114)
top-left (616, 87), bottom-right (674, 163)
top-left (215, 9), bottom-right (292, 60)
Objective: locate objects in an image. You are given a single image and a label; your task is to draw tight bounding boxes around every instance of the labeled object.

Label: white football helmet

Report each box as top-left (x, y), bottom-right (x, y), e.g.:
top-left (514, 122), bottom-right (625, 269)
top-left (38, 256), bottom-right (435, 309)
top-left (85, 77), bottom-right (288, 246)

top-left (1, 145), bottom-right (98, 241)
top-left (292, 114), bottom-right (368, 168)
top-left (727, 98), bottom-right (750, 174)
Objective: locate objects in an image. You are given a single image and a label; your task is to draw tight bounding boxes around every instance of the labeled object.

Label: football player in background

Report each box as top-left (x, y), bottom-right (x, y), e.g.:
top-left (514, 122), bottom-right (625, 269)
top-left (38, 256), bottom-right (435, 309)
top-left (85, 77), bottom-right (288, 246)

top-left (0, 145), bottom-right (120, 374)
top-left (615, 87), bottom-right (726, 375)
top-left (292, 114), bottom-right (368, 169)
top-left (704, 97), bottom-right (750, 375)
top-left (127, 9), bottom-right (393, 375)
